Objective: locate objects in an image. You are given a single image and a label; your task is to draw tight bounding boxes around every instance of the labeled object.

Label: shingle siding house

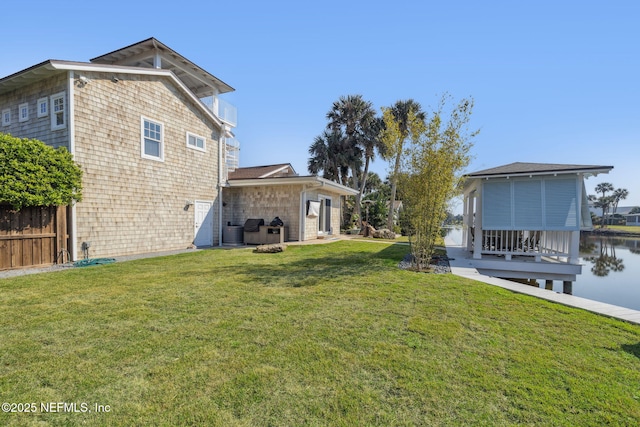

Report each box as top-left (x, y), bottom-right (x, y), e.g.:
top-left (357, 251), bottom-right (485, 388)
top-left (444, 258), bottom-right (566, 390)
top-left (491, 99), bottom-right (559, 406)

top-left (1, 39), bottom-right (357, 264)
top-left (0, 38), bottom-right (236, 260)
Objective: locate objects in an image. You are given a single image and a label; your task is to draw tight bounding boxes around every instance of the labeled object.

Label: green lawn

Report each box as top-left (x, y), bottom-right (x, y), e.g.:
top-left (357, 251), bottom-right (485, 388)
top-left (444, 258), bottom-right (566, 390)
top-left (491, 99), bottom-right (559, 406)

top-left (601, 225), bottom-right (640, 235)
top-left (1, 241), bottom-right (639, 426)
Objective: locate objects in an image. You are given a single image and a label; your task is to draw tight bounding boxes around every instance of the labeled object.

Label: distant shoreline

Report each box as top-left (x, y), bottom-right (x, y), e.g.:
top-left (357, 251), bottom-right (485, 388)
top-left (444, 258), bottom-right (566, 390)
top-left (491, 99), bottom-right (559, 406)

top-left (584, 228), bottom-right (640, 237)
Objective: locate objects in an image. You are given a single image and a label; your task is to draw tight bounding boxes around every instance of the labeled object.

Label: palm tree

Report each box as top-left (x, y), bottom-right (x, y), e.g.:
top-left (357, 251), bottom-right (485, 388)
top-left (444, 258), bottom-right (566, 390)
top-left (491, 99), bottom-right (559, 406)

top-left (595, 182), bottom-right (614, 198)
top-left (308, 130), bottom-right (349, 185)
top-left (384, 100), bottom-right (426, 229)
top-left (325, 95), bottom-right (381, 225)
top-left (611, 188), bottom-right (629, 215)
top-left (594, 182), bottom-right (615, 227)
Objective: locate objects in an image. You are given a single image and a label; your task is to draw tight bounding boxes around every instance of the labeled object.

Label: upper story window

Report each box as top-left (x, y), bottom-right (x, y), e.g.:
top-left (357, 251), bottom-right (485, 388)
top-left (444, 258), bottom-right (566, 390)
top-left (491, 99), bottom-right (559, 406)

top-left (186, 132), bottom-right (206, 152)
top-left (1, 109), bottom-right (10, 127)
top-left (50, 92), bottom-right (66, 130)
top-left (141, 117), bottom-right (164, 161)
top-left (19, 103), bottom-right (29, 122)
top-left (37, 98), bottom-right (48, 118)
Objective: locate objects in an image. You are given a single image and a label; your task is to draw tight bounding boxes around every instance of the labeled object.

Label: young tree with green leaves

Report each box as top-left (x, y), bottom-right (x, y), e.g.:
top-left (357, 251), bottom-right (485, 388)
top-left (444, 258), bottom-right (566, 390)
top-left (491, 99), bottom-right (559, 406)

top-left (0, 133), bottom-right (82, 210)
top-left (380, 99), bottom-right (426, 230)
top-left (398, 95), bottom-right (477, 270)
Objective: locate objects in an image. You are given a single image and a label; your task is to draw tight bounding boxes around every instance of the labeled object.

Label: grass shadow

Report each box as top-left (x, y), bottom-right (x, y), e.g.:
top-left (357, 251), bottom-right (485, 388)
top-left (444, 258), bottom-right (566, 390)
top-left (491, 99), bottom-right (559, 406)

top-left (219, 242), bottom-right (410, 288)
top-left (621, 342), bottom-right (640, 359)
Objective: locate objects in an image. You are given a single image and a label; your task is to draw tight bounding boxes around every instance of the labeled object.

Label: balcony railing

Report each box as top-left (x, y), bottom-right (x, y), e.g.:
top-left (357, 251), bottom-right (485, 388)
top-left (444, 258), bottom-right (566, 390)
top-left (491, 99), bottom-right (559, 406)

top-left (225, 137), bottom-right (240, 173)
top-left (200, 96), bottom-right (237, 127)
top-left (477, 229), bottom-right (572, 261)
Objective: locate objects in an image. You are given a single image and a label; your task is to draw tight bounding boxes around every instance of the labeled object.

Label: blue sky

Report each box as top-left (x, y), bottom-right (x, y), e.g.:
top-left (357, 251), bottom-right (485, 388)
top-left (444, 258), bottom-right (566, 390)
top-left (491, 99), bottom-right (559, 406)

top-left (2, 0), bottom-right (639, 210)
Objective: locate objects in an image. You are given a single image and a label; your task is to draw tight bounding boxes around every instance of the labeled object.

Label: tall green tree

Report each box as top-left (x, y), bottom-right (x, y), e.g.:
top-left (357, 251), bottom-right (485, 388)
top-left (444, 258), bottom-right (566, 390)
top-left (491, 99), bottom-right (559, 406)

top-left (308, 130), bottom-right (349, 185)
top-left (310, 95), bottom-right (383, 225)
top-left (400, 95), bottom-right (477, 270)
top-left (611, 188), bottom-right (629, 215)
top-left (380, 99), bottom-right (426, 229)
top-left (593, 182), bottom-right (615, 227)
top-left (0, 133), bottom-right (82, 209)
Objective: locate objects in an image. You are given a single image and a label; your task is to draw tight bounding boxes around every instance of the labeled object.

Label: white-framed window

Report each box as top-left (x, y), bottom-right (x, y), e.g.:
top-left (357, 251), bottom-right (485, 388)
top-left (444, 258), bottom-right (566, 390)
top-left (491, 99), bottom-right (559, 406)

top-left (50, 92), bottom-right (66, 130)
top-left (141, 117), bottom-right (164, 161)
top-left (18, 103), bottom-right (29, 122)
top-left (1, 109), bottom-right (10, 127)
top-left (37, 98), bottom-right (48, 118)
top-left (186, 132), bottom-right (206, 151)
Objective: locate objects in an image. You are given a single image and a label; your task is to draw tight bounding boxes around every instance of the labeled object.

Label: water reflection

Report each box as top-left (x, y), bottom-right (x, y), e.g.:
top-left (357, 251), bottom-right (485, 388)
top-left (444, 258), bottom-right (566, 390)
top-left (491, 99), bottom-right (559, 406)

top-left (572, 234), bottom-right (640, 310)
top-left (444, 227), bottom-right (640, 311)
top-left (581, 236), bottom-right (625, 277)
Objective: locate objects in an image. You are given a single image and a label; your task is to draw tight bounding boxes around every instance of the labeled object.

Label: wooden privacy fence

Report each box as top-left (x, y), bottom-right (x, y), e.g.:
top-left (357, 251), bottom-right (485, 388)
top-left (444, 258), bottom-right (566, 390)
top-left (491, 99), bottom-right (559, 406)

top-left (0, 205), bottom-right (68, 270)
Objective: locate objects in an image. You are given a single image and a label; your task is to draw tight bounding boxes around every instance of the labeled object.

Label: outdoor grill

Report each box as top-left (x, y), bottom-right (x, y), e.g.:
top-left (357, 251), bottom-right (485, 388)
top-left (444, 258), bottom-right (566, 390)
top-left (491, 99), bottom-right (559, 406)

top-left (243, 218), bottom-right (265, 244)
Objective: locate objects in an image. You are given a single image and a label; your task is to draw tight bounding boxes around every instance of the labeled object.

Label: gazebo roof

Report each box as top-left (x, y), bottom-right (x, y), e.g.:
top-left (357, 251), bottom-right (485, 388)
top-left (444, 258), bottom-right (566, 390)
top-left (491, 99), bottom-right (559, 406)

top-left (467, 162), bottom-right (613, 178)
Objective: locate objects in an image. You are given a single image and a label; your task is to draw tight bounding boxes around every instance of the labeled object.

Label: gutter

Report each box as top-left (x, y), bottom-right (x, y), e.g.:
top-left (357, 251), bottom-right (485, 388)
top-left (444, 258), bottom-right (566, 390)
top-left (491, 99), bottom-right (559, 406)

top-left (228, 176), bottom-right (358, 196)
top-left (468, 167), bottom-right (614, 180)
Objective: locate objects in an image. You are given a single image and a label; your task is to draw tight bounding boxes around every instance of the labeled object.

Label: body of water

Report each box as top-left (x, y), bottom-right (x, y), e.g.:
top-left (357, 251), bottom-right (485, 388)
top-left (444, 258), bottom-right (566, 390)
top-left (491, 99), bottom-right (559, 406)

top-left (445, 228), bottom-right (640, 311)
top-left (561, 234), bottom-right (640, 311)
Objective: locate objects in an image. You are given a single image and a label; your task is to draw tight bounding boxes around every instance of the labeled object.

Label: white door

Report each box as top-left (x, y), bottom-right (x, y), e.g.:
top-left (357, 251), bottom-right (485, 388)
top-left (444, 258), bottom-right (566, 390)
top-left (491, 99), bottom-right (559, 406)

top-left (194, 201), bottom-right (214, 247)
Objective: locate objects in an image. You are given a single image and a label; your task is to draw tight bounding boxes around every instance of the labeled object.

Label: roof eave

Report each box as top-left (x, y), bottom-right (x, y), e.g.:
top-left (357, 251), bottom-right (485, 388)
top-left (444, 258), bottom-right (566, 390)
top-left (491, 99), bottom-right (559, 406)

top-left (90, 37), bottom-right (234, 95)
top-left (1, 60), bottom-right (223, 129)
top-left (227, 176), bottom-right (359, 196)
top-left (467, 166), bottom-right (614, 180)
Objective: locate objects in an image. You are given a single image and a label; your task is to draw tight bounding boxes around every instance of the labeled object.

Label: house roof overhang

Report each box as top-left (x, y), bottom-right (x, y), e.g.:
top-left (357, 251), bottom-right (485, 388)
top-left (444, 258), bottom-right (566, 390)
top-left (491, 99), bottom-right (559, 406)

top-left (90, 37), bottom-right (234, 98)
top-left (227, 175), bottom-right (359, 196)
top-left (0, 60), bottom-right (223, 129)
top-left (466, 162), bottom-right (614, 180)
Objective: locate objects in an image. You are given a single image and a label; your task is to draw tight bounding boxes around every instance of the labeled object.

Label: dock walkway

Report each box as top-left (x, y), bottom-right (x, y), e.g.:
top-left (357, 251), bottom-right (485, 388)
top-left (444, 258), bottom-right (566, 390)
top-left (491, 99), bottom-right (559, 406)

top-left (444, 235), bottom-right (640, 325)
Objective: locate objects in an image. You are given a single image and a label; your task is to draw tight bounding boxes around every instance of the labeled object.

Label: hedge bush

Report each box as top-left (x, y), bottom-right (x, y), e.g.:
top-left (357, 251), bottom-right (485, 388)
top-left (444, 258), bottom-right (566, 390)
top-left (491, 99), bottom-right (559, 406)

top-left (0, 132), bottom-right (82, 210)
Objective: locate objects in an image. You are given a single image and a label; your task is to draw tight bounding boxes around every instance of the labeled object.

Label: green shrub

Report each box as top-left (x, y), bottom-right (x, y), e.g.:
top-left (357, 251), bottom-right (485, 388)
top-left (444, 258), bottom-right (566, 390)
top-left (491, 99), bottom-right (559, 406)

top-left (0, 132), bottom-right (82, 209)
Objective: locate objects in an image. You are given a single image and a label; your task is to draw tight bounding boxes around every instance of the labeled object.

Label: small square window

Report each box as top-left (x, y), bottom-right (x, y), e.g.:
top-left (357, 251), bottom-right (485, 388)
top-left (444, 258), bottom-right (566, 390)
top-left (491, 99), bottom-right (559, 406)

top-left (37, 98), bottom-right (48, 118)
top-left (1, 109), bottom-right (10, 126)
top-left (141, 117), bottom-right (164, 161)
top-left (18, 103), bottom-right (29, 122)
top-left (186, 132), bottom-right (206, 151)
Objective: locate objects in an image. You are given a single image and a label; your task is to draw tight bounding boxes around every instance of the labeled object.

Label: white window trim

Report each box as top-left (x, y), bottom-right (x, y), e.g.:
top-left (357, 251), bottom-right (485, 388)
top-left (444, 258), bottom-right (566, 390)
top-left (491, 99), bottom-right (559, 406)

top-left (141, 116), bottom-right (165, 162)
top-left (37, 98), bottom-right (48, 118)
top-left (50, 91), bottom-right (66, 130)
top-left (18, 103), bottom-right (29, 122)
top-left (1, 109), bottom-right (10, 126)
top-left (186, 131), bottom-right (206, 152)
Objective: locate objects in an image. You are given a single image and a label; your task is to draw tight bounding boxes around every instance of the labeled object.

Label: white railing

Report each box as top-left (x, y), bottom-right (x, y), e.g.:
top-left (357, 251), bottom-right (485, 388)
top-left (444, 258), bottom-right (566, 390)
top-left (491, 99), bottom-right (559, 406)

top-left (479, 230), bottom-right (572, 261)
top-left (200, 96), bottom-right (237, 127)
top-left (225, 137), bottom-right (240, 173)
top-left (217, 98), bottom-right (237, 127)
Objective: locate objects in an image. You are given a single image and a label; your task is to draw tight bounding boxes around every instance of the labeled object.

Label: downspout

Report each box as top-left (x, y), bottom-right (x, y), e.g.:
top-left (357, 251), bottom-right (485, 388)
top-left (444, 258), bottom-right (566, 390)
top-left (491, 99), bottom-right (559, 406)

top-left (299, 188), bottom-right (306, 242)
top-left (218, 125), bottom-right (225, 246)
top-left (68, 71), bottom-right (78, 261)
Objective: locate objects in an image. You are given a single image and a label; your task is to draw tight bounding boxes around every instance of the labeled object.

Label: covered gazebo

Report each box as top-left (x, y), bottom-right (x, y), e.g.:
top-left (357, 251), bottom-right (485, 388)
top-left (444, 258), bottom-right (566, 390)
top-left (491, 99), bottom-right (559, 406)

top-left (460, 162), bottom-right (613, 281)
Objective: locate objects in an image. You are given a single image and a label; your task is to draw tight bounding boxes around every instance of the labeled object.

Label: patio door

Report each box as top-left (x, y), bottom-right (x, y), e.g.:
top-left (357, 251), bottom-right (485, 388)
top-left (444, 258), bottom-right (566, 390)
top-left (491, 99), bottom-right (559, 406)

top-left (194, 200), bottom-right (213, 247)
top-left (318, 196), bottom-right (332, 235)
